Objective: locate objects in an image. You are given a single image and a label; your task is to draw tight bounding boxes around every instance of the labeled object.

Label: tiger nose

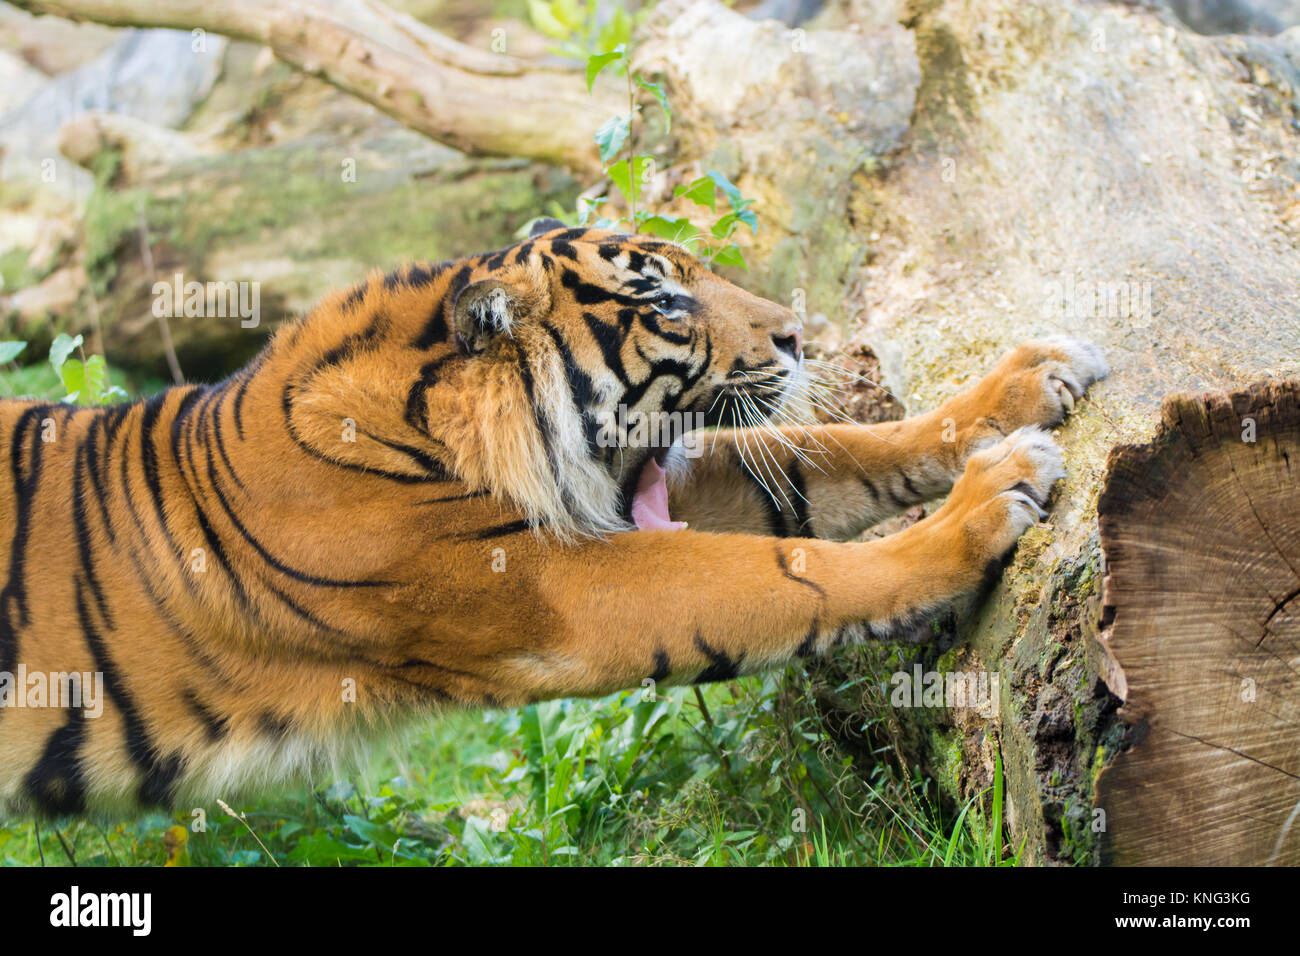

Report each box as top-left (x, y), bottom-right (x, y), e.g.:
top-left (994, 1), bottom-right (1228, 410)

top-left (771, 326), bottom-right (802, 359)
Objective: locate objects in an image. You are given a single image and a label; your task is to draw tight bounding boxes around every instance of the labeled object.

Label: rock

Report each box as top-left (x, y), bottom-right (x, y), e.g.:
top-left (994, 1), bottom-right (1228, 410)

top-left (745, 0), bottom-right (827, 27)
top-left (0, 29), bottom-right (226, 201)
top-left (1166, 0), bottom-right (1300, 35)
top-left (637, 0), bottom-right (919, 322)
top-left (1, 265), bottom-right (85, 327)
top-left (58, 111), bottom-right (207, 184)
top-left (0, 49), bottom-right (47, 115)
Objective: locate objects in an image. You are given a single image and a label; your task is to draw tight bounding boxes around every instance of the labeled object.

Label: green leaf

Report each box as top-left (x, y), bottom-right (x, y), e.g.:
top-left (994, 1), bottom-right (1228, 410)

top-left (81, 353), bottom-right (110, 404)
top-left (586, 46), bottom-right (625, 92)
top-left (48, 333), bottom-right (83, 375)
top-left (550, 0), bottom-right (583, 31)
top-left (639, 215), bottom-right (695, 242)
top-left (594, 113), bottom-right (630, 163)
top-left (674, 176), bottom-right (716, 211)
top-left (596, 4), bottom-right (633, 51)
top-left (606, 156), bottom-right (654, 208)
top-left (710, 244), bottom-right (747, 269)
top-left (527, 0), bottom-right (570, 40)
top-left (0, 341), bottom-right (26, 364)
top-left (60, 354), bottom-right (113, 406)
top-left (711, 210), bottom-right (757, 239)
top-left (636, 75), bottom-right (670, 132)
top-left (59, 359), bottom-right (87, 405)
top-left (706, 171), bottom-right (750, 213)
top-left (343, 814), bottom-right (401, 849)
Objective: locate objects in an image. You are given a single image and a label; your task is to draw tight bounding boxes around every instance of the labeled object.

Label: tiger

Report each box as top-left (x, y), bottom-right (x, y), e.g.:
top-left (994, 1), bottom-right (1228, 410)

top-left (0, 220), bottom-right (1107, 816)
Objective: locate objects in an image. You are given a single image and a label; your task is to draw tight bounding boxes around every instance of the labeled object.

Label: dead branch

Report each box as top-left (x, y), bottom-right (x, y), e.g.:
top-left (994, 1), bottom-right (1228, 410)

top-left (12, 0), bottom-right (620, 176)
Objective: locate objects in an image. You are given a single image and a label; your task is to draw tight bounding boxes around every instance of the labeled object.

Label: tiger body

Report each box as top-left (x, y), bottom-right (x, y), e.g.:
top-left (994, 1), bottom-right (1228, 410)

top-left (0, 223), bottom-right (1106, 815)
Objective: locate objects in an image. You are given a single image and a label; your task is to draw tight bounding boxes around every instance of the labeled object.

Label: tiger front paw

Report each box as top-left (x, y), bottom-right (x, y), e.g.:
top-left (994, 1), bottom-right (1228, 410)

top-left (944, 426), bottom-right (1065, 561)
top-left (967, 337), bottom-right (1108, 447)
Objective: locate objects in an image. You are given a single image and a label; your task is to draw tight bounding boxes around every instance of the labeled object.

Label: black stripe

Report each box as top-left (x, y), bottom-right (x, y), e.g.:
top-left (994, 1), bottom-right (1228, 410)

top-left (231, 356), bottom-right (263, 441)
top-left (265, 581), bottom-right (351, 637)
top-left (410, 280), bottom-right (454, 348)
top-left (71, 433), bottom-right (115, 630)
top-left (581, 311), bottom-right (631, 385)
top-left (413, 489), bottom-right (489, 505)
top-left (403, 351), bottom-right (456, 435)
top-left (259, 710), bottom-right (294, 740)
top-left (182, 689), bottom-right (230, 742)
top-left (540, 322), bottom-right (600, 458)
top-left (22, 708), bottom-right (88, 815)
top-left (203, 436), bottom-right (389, 588)
top-left (561, 267), bottom-right (647, 307)
top-left (515, 345), bottom-right (567, 507)
top-left (314, 310), bottom-right (389, 372)
top-left (788, 463), bottom-right (813, 536)
top-left (139, 391), bottom-right (184, 558)
top-left (650, 649), bottom-right (670, 683)
top-left (358, 429), bottom-right (449, 478)
top-left (639, 307), bottom-right (693, 345)
top-left (280, 379), bottom-right (446, 484)
top-left (741, 462), bottom-right (787, 537)
top-left (692, 634), bottom-right (742, 684)
top-left (774, 544), bottom-right (827, 599)
top-left (209, 388), bottom-right (246, 491)
top-left (74, 577), bottom-right (185, 807)
top-left (412, 265), bottom-right (471, 349)
top-left (795, 621), bottom-right (819, 658)
top-left (466, 518), bottom-right (534, 540)
top-left (83, 413), bottom-right (116, 543)
top-left (0, 406), bottom-right (49, 691)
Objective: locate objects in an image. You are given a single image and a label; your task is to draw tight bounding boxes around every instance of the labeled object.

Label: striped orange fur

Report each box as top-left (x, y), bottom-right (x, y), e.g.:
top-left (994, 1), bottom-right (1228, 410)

top-left (0, 221), bottom-right (1106, 815)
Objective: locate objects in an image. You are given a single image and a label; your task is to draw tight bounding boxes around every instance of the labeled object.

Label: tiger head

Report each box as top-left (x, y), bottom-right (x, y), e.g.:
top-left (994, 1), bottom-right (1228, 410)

top-left (440, 220), bottom-right (805, 535)
top-left (290, 220), bottom-right (805, 538)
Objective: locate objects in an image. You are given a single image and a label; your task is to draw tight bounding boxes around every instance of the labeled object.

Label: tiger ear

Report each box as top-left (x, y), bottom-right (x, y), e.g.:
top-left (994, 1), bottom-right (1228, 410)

top-left (453, 279), bottom-right (522, 355)
top-left (527, 217), bottom-right (566, 238)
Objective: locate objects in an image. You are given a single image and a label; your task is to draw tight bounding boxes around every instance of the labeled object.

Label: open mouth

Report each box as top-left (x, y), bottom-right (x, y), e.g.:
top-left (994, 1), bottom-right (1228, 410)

top-left (630, 447), bottom-right (686, 532)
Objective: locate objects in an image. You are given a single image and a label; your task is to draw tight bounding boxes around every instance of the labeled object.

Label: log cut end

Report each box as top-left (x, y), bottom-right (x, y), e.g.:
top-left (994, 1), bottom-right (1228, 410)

top-left (1096, 379), bottom-right (1300, 865)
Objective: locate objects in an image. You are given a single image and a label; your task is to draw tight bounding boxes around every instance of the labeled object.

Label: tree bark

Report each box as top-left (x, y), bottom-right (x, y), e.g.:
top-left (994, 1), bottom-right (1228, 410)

top-left (10, 0), bottom-right (621, 176)
top-left (1095, 379), bottom-right (1300, 866)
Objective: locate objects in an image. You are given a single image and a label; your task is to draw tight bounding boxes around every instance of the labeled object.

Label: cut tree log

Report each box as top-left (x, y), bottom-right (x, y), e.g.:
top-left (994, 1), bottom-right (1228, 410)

top-left (1095, 379), bottom-right (1300, 866)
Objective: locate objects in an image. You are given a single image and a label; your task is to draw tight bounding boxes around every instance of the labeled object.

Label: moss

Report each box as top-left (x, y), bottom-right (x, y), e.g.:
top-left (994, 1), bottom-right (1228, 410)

top-left (902, 2), bottom-right (977, 147)
top-left (82, 150), bottom-right (147, 299)
top-left (927, 726), bottom-right (964, 802)
top-left (0, 248), bottom-right (39, 294)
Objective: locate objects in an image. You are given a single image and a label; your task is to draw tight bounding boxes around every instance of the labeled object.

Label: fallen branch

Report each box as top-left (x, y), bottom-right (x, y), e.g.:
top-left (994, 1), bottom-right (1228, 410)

top-left (13, 0), bottom-right (619, 176)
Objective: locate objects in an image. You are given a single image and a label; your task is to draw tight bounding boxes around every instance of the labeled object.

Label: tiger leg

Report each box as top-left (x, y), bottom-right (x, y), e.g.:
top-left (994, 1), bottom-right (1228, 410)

top-left (490, 427), bottom-right (1063, 702)
top-left (669, 336), bottom-right (1106, 538)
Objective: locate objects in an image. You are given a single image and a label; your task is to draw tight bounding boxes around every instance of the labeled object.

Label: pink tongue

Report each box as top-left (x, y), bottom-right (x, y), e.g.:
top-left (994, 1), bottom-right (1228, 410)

top-left (631, 457), bottom-right (686, 531)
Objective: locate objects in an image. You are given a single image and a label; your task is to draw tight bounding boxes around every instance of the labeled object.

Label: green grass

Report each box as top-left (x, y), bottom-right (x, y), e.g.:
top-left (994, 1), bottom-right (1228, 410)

top-left (0, 664), bottom-right (1018, 867)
